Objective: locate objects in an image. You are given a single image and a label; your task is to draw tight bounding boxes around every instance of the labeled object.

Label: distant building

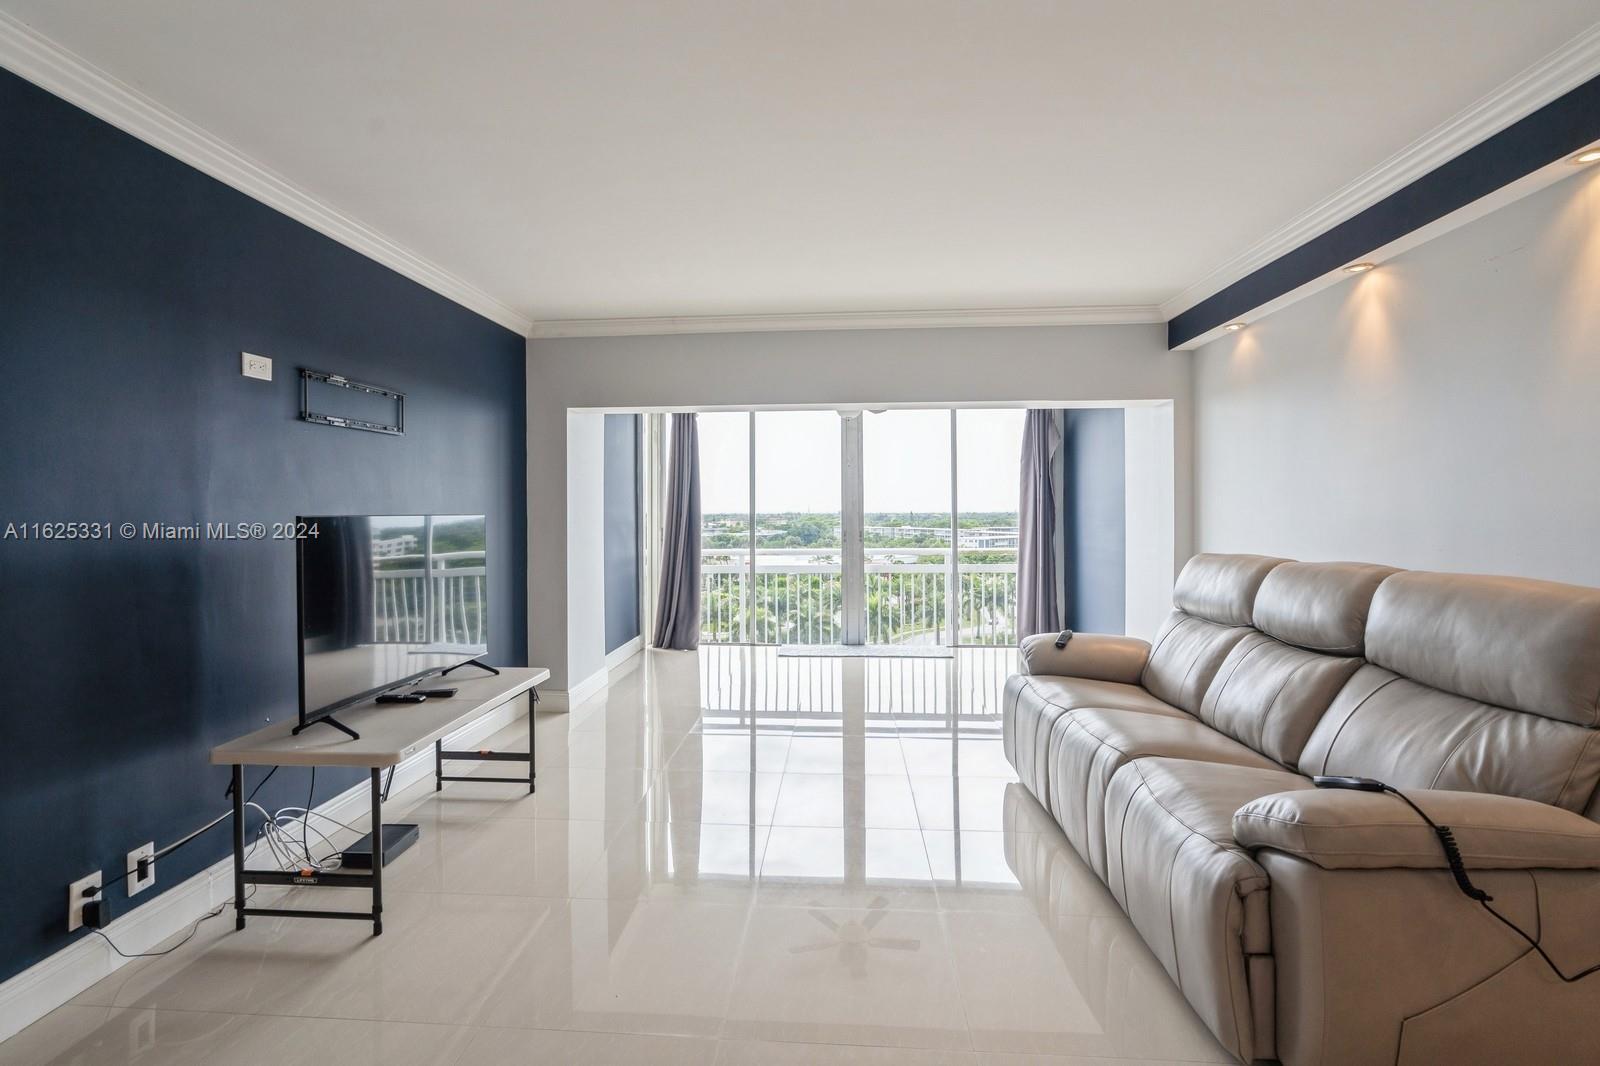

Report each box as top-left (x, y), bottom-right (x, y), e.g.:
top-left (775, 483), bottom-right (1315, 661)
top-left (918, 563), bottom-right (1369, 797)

top-left (862, 525), bottom-right (1018, 550)
top-left (960, 529), bottom-right (1019, 549)
top-left (373, 533), bottom-right (419, 557)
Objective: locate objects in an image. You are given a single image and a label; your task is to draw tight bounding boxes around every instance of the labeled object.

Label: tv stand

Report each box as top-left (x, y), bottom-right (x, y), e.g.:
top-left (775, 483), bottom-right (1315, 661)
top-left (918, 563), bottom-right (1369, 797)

top-left (212, 667), bottom-right (548, 937)
top-left (441, 657), bottom-right (499, 678)
top-left (291, 714), bottom-right (360, 741)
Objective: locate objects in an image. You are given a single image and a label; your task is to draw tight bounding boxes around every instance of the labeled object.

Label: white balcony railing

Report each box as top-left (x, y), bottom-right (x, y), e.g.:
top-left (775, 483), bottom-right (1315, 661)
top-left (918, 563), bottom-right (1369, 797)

top-left (372, 550), bottom-right (487, 646)
top-left (701, 547), bottom-right (1017, 647)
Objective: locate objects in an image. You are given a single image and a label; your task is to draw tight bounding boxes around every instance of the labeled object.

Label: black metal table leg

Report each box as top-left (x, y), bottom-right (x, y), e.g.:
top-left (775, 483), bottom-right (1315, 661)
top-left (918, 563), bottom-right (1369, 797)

top-left (232, 763), bottom-right (246, 930)
top-left (435, 688), bottom-right (539, 790)
top-left (370, 767), bottom-right (384, 936)
top-left (529, 688), bottom-right (538, 794)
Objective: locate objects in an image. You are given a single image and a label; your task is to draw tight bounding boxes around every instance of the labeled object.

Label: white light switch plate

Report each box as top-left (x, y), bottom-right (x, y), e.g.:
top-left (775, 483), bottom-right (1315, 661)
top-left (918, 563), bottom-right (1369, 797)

top-left (241, 352), bottom-right (272, 381)
top-left (127, 842), bottom-right (155, 896)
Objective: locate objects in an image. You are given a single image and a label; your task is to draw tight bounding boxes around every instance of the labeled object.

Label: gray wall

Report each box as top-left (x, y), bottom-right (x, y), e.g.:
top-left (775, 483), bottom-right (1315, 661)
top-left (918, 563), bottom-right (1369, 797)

top-left (1063, 409), bottom-right (1126, 632)
top-left (1193, 167), bottom-right (1600, 584)
top-left (528, 323), bottom-right (1190, 688)
top-left (603, 414), bottom-right (641, 653)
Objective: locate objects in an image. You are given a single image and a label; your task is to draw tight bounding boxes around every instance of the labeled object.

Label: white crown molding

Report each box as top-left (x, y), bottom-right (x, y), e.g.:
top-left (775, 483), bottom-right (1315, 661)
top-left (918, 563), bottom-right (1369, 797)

top-left (530, 304), bottom-right (1163, 338)
top-left (0, 12), bottom-right (533, 336)
top-left (1160, 20), bottom-right (1600, 321)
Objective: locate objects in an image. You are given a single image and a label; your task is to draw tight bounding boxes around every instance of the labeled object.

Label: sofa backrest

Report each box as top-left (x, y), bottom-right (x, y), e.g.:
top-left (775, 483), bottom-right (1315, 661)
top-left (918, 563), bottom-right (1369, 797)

top-left (1141, 553), bottom-right (1286, 714)
top-left (1299, 571), bottom-right (1600, 813)
top-left (1197, 562), bottom-right (1397, 769)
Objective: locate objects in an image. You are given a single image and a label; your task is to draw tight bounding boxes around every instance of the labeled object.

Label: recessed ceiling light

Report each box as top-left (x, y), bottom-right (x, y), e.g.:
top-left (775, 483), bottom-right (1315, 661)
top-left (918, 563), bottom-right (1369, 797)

top-left (1572, 148), bottom-right (1600, 164)
top-left (1344, 262), bottom-right (1376, 274)
top-left (1224, 322), bottom-right (1246, 333)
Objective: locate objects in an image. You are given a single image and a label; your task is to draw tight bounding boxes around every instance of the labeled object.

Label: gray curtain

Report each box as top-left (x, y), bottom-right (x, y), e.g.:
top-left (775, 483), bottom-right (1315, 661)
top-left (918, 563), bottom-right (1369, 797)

top-left (652, 413), bottom-right (702, 649)
top-left (1017, 409), bottom-right (1060, 638)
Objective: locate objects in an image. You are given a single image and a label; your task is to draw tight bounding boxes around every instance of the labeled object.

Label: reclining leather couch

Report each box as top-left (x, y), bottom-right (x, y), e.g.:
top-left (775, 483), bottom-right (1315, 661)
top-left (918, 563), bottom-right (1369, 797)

top-left (1002, 553), bottom-right (1600, 1065)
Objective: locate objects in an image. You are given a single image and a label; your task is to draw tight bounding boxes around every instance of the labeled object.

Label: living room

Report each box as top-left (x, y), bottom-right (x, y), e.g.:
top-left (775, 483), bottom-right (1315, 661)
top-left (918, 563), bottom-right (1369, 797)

top-left (3, 4), bottom-right (1600, 1065)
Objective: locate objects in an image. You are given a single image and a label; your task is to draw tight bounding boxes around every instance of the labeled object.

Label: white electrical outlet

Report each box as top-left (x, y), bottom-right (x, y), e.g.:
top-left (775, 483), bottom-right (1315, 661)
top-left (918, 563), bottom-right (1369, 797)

top-left (127, 842), bottom-right (155, 896)
top-left (241, 351), bottom-right (272, 381)
top-left (68, 871), bottom-right (101, 932)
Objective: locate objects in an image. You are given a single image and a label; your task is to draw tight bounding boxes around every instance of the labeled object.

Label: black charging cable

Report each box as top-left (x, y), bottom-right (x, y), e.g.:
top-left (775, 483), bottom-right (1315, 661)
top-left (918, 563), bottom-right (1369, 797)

top-left (1313, 776), bottom-right (1600, 983)
top-left (84, 767), bottom-right (282, 909)
top-left (81, 767), bottom-right (290, 951)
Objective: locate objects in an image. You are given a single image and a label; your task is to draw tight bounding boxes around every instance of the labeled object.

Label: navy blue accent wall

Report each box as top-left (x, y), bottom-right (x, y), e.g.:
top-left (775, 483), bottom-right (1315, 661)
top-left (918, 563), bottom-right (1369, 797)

top-left (1170, 72), bottom-right (1600, 347)
top-left (0, 69), bottom-right (527, 983)
top-left (1062, 410), bottom-right (1126, 633)
top-left (603, 414), bottom-right (642, 653)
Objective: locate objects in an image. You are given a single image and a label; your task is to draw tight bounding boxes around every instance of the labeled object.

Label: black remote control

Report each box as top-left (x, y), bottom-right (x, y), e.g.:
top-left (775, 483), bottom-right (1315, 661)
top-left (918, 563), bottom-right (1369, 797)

top-left (376, 693), bottom-right (427, 704)
top-left (413, 688), bottom-right (458, 698)
top-left (1312, 775), bottom-right (1388, 792)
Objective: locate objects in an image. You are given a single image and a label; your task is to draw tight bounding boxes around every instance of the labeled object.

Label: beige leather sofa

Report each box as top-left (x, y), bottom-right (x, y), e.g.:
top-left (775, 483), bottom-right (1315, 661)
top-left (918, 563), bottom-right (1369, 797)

top-left (1002, 554), bottom-right (1600, 1065)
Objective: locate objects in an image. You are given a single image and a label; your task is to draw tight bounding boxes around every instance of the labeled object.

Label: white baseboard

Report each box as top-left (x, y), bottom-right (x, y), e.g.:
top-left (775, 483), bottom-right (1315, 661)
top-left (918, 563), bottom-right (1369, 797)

top-left (565, 666), bottom-right (610, 709)
top-left (0, 694), bottom-right (531, 1045)
top-left (541, 662), bottom-right (612, 713)
top-left (604, 636), bottom-right (643, 672)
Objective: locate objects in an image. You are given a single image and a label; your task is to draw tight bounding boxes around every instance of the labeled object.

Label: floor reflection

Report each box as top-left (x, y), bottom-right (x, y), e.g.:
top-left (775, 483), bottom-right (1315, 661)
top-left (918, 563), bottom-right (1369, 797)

top-left (7, 646), bottom-right (1231, 1065)
top-left (614, 647), bottom-right (1022, 905)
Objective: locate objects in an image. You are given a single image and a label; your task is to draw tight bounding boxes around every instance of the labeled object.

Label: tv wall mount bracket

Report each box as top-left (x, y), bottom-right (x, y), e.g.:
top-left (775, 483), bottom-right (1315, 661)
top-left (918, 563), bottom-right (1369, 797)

top-left (299, 368), bottom-right (405, 435)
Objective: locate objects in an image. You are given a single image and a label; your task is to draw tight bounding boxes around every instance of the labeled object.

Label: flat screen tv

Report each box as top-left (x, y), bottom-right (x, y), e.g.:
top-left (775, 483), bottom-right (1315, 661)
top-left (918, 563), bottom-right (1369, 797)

top-left (296, 514), bottom-right (489, 733)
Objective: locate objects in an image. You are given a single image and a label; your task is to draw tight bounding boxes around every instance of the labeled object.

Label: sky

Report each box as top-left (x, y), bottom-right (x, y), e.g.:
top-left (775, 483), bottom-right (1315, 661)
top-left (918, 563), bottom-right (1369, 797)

top-left (697, 408), bottom-right (1026, 514)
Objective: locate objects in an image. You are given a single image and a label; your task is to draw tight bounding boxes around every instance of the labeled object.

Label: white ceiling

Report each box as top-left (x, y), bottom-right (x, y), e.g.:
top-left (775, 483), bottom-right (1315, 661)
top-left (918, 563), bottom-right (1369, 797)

top-left (4, 1), bottom-right (1600, 329)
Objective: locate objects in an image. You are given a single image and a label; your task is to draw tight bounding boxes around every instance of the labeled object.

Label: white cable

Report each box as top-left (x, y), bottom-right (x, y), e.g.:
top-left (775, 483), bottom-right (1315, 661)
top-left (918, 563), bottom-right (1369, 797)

top-left (274, 807), bottom-right (363, 835)
top-left (272, 806), bottom-right (366, 869)
top-left (273, 811), bottom-right (339, 867)
top-left (268, 809), bottom-right (349, 871)
top-left (246, 803), bottom-right (293, 869)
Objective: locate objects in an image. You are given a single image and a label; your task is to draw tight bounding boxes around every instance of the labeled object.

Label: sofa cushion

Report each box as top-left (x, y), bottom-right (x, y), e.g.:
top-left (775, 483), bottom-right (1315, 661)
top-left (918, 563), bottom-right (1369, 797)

top-left (1365, 570), bottom-right (1600, 727)
top-left (1300, 665), bottom-right (1600, 813)
top-left (1044, 707), bottom-right (1281, 876)
top-left (1171, 553), bottom-right (1289, 626)
top-left (1251, 560), bottom-right (1400, 654)
top-left (1141, 554), bottom-right (1287, 714)
top-left (1102, 758), bottom-right (1313, 1064)
top-left (1141, 611), bottom-right (1255, 715)
top-left (1002, 674), bottom-right (1187, 802)
top-left (1197, 632), bottom-right (1363, 769)
top-left (1014, 674), bottom-right (1189, 718)
top-left (1233, 786), bottom-right (1600, 870)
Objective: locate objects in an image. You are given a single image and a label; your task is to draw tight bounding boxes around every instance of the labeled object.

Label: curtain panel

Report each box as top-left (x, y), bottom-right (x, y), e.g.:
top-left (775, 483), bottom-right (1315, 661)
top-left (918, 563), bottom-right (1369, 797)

top-left (651, 412), bottom-right (702, 649)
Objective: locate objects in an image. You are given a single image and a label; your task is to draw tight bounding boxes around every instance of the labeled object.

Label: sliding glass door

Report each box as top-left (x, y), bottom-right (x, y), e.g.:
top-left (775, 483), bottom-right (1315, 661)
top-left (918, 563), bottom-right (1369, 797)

top-left (696, 408), bottom-right (1020, 648)
top-left (753, 411), bottom-right (843, 644)
top-left (862, 409), bottom-right (955, 646)
top-left (955, 409), bottom-right (1024, 646)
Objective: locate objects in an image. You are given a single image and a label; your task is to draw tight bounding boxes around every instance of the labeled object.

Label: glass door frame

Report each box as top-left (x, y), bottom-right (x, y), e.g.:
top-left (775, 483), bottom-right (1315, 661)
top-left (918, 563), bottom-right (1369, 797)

top-left (701, 406), bottom-right (989, 648)
top-left (850, 408), bottom-right (962, 648)
top-left (840, 412), bottom-right (865, 645)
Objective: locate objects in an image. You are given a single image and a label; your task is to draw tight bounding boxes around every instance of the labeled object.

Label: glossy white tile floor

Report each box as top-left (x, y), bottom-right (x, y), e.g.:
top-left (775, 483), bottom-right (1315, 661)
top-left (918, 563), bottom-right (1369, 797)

top-left (2, 648), bottom-right (1232, 1065)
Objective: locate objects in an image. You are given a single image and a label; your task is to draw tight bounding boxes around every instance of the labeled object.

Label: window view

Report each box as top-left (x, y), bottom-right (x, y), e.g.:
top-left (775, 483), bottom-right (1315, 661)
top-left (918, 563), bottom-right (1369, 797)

top-left (955, 408), bottom-right (1024, 646)
top-left (698, 412), bottom-right (751, 643)
top-left (753, 410), bottom-right (843, 644)
top-left (862, 409), bottom-right (954, 645)
top-left (694, 406), bottom-right (1023, 648)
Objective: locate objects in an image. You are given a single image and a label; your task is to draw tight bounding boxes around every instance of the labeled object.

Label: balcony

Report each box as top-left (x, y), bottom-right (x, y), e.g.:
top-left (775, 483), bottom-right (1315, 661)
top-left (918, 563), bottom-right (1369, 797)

top-left (371, 550), bottom-right (488, 645)
top-left (700, 547), bottom-right (1017, 647)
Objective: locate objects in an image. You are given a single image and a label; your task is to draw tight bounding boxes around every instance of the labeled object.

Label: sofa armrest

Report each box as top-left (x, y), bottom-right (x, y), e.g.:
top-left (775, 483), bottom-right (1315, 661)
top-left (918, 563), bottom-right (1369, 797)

top-left (1233, 787), bottom-right (1600, 871)
top-left (1017, 632), bottom-right (1150, 684)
